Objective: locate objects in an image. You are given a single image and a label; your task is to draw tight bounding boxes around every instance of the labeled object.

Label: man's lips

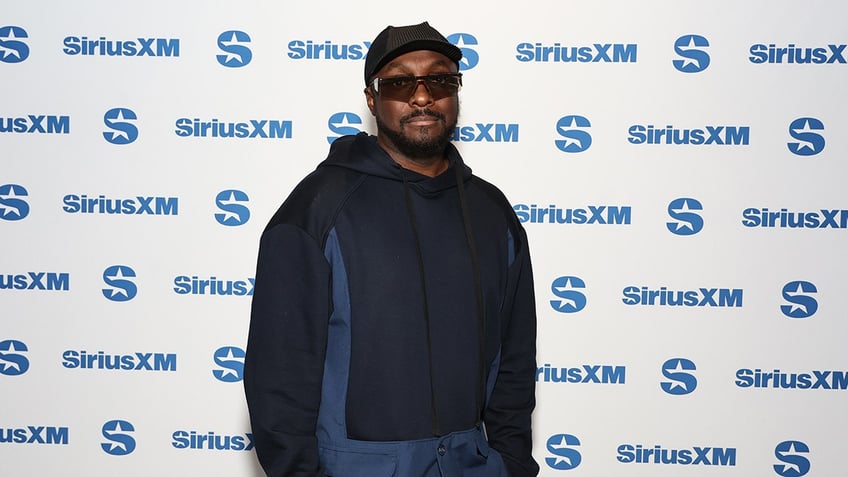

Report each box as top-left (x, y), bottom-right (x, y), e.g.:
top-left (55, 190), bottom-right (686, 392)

top-left (401, 110), bottom-right (445, 126)
top-left (405, 116), bottom-right (439, 125)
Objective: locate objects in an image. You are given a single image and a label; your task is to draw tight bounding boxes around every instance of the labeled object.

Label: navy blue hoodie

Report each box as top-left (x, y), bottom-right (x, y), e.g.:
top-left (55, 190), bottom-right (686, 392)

top-left (244, 133), bottom-right (538, 476)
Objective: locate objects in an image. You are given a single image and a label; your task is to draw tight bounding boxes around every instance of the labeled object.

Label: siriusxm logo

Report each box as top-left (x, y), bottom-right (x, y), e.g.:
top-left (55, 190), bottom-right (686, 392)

top-left (101, 420), bottom-right (135, 456)
top-left (0, 426), bottom-right (68, 445)
top-left (781, 281), bottom-right (817, 318)
top-left (667, 198), bottom-right (703, 235)
top-left (555, 115), bottom-right (591, 153)
top-left (172, 430), bottom-right (254, 451)
top-left (545, 434), bottom-right (581, 470)
top-left (63, 350), bottom-right (177, 371)
top-left (0, 115), bottom-right (70, 134)
top-left (741, 207), bottom-right (848, 229)
top-left (63, 36), bottom-right (179, 57)
top-left (215, 190), bottom-right (250, 226)
top-left (213, 346), bottom-right (245, 383)
top-left (622, 286), bottom-right (743, 307)
top-left (327, 112), bottom-right (363, 144)
top-left (617, 444), bottom-right (736, 466)
top-left (514, 204), bottom-right (631, 225)
top-left (453, 123), bottom-right (518, 142)
top-left (0, 339), bottom-right (29, 376)
top-left (0, 26), bottom-right (29, 63)
top-left (774, 440), bottom-right (810, 477)
top-left (63, 194), bottom-right (178, 215)
top-left (175, 117), bottom-right (292, 139)
top-left (628, 124), bottom-right (750, 145)
top-left (446, 33), bottom-right (479, 70)
top-left (537, 363), bottom-right (625, 384)
top-left (217, 30), bottom-right (251, 67)
top-left (0, 272), bottom-right (69, 291)
top-left (750, 43), bottom-right (847, 64)
top-left (173, 275), bottom-right (254, 296)
top-left (102, 265), bottom-right (137, 302)
top-left (787, 117), bottom-right (825, 156)
top-left (287, 39), bottom-right (369, 60)
top-left (550, 276), bottom-right (586, 313)
top-left (736, 368), bottom-right (848, 390)
top-left (516, 42), bottom-right (637, 63)
top-left (660, 358), bottom-right (697, 395)
top-left (673, 34), bottom-right (710, 73)
top-left (103, 108), bottom-right (138, 145)
top-left (0, 184), bottom-right (30, 221)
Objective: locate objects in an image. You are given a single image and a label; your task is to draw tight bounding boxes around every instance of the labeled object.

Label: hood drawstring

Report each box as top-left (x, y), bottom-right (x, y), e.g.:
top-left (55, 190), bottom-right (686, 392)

top-left (400, 170), bottom-right (441, 436)
top-left (400, 164), bottom-right (486, 437)
top-left (454, 164), bottom-right (487, 427)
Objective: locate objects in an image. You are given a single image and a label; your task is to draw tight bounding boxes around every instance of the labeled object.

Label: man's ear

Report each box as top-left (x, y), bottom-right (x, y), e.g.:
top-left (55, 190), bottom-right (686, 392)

top-left (364, 87), bottom-right (377, 116)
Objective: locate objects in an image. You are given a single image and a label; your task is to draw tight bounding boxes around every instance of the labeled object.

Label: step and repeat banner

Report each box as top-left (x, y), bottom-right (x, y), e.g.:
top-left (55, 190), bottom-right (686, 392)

top-left (2, 1), bottom-right (846, 476)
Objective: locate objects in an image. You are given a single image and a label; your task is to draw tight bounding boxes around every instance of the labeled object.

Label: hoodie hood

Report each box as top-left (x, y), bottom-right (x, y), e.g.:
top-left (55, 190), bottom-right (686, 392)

top-left (318, 132), bottom-right (472, 196)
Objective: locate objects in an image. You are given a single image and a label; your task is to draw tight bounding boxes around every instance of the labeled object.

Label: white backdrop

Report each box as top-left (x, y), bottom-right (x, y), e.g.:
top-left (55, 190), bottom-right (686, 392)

top-left (2, 1), bottom-right (846, 475)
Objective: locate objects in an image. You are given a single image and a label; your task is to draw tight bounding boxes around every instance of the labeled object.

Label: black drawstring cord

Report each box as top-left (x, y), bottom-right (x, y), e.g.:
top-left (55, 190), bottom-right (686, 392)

top-left (454, 164), bottom-right (487, 424)
top-left (401, 171), bottom-right (442, 437)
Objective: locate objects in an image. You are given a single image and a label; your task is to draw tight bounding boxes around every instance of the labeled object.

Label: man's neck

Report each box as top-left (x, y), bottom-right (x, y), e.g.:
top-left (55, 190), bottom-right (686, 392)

top-left (377, 138), bottom-right (448, 177)
top-left (393, 155), bottom-right (448, 177)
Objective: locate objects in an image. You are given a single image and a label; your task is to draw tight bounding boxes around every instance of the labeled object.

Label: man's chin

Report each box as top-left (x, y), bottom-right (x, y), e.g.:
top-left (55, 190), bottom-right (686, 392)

top-left (401, 130), bottom-right (452, 156)
top-left (378, 118), bottom-right (455, 158)
top-left (403, 126), bottom-right (442, 144)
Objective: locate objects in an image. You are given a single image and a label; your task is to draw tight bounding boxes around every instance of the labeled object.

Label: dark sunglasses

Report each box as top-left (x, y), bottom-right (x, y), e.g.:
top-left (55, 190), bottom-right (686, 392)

top-left (370, 73), bottom-right (462, 101)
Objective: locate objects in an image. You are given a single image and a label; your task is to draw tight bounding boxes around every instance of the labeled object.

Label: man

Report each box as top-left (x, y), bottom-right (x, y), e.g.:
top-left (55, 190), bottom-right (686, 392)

top-left (244, 21), bottom-right (539, 477)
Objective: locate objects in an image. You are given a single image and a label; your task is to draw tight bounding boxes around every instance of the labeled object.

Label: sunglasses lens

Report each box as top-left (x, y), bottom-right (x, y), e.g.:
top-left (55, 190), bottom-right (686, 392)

top-left (427, 75), bottom-right (461, 99)
top-left (380, 78), bottom-right (418, 101)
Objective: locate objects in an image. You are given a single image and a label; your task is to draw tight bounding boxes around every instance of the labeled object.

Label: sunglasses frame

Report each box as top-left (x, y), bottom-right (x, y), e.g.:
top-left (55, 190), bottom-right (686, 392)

top-left (370, 73), bottom-right (463, 101)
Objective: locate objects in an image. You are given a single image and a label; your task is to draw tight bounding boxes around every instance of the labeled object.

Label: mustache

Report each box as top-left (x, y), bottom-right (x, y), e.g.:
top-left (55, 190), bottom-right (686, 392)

top-left (400, 109), bottom-right (445, 125)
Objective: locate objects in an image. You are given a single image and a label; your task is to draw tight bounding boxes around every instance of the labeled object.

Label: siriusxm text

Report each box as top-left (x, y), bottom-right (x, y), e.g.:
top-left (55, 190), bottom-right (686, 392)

top-left (742, 208), bottom-right (848, 229)
top-left (628, 125), bottom-right (749, 145)
top-left (537, 364), bottom-right (625, 384)
top-left (172, 431), bottom-right (254, 451)
top-left (749, 43), bottom-right (847, 64)
top-left (0, 272), bottom-right (69, 291)
top-left (617, 444), bottom-right (736, 466)
top-left (0, 115), bottom-right (70, 134)
top-left (0, 426), bottom-right (69, 445)
top-left (62, 350), bottom-right (177, 371)
top-left (175, 118), bottom-right (292, 139)
top-left (622, 286), bottom-right (743, 307)
top-left (287, 40), bottom-right (370, 60)
top-left (63, 36), bottom-right (179, 57)
top-left (452, 123), bottom-right (519, 142)
top-left (736, 368), bottom-right (848, 390)
top-left (173, 276), bottom-right (255, 296)
top-left (514, 204), bottom-right (631, 225)
top-left (515, 43), bottom-right (637, 62)
top-left (62, 195), bottom-right (178, 215)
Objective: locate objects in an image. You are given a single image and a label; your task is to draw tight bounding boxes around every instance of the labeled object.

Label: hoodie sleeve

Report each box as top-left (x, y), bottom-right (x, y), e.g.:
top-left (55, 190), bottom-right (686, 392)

top-left (484, 226), bottom-right (540, 477)
top-left (243, 223), bottom-right (330, 477)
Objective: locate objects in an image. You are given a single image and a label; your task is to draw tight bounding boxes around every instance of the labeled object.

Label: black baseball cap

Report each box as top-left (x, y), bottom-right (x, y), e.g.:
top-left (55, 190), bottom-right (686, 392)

top-left (364, 21), bottom-right (463, 85)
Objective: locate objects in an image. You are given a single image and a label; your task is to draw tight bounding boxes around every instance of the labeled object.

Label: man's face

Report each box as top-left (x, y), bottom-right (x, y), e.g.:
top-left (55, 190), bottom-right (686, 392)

top-left (366, 50), bottom-right (460, 159)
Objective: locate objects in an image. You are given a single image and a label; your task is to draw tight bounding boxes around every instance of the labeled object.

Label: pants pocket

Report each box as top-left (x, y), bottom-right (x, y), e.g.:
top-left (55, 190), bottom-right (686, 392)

top-left (451, 433), bottom-right (509, 477)
top-left (319, 446), bottom-right (398, 477)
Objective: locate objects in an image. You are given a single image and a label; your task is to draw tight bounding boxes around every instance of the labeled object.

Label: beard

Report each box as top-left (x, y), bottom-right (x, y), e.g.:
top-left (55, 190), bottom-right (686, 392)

top-left (376, 108), bottom-right (457, 159)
